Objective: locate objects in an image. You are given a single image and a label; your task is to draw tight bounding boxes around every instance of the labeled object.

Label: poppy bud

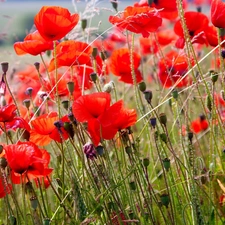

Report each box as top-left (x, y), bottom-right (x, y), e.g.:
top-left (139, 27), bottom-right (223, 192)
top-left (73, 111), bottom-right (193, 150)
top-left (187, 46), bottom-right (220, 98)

top-left (129, 181), bottom-right (136, 191)
top-left (96, 145), bottom-right (104, 156)
top-left (160, 133), bottom-right (167, 143)
top-left (8, 215), bottom-right (16, 225)
top-left (34, 62), bottom-right (40, 71)
top-left (30, 196), bottom-right (38, 210)
top-left (92, 47), bottom-right (98, 58)
top-left (150, 117), bottom-right (157, 128)
top-left (138, 81), bottom-right (146, 92)
top-left (143, 90), bottom-right (152, 104)
top-left (67, 81), bottom-right (74, 95)
top-left (81, 19), bottom-right (87, 30)
top-left (1, 62), bottom-right (8, 74)
top-left (83, 143), bottom-right (97, 160)
top-left (125, 146), bottom-right (132, 154)
top-left (210, 70), bottom-right (218, 83)
top-left (143, 158), bottom-right (150, 167)
top-left (159, 113), bottom-right (167, 126)
top-left (196, 6), bottom-right (201, 13)
top-left (25, 87), bottom-right (33, 96)
top-left (23, 99), bottom-right (31, 109)
top-left (43, 218), bottom-right (50, 225)
top-left (172, 90), bottom-right (179, 100)
top-left (64, 122), bottom-right (74, 138)
top-left (111, 0), bottom-right (118, 11)
top-left (90, 72), bottom-right (97, 83)
top-left (160, 194), bottom-right (170, 208)
top-left (162, 158), bottom-right (170, 172)
top-left (100, 51), bottom-right (108, 61)
top-left (61, 100), bottom-right (69, 110)
top-left (0, 157), bottom-right (7, 169)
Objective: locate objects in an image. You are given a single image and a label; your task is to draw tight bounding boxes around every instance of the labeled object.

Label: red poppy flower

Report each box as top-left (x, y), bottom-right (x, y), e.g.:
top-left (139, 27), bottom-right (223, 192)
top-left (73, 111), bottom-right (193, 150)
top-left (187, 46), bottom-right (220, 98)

top-left (34, 6), bottom-right (79, 41)
top-left (110, 48), bottom-right (143, 84)
top-left (190, 115), bottom-right (209, 133)
top-left (174, 11), bottom-right (209, 48)
top-left (72, 92), bottom-right (111, 122)
top-left (157, 29), bottom-right (176, 46)
top-left (14, 31), bottom-right (54, 56)
top-left (0, 104), bottom-right (17, 123)
top-left (158, 51), bottom-right (192, 88)
top-left (211, 0), bottom-right (225, 29)
top-left (72, 93), bottom-right (137, 146)
top-left (48, 40), bottom-right (92, 72)
top-left (109, 6), bottom-right (162, 38)
top-left (30, 112), bottom-right (69, 146)
top-left (4, 141), bottom-right (53, 184)
top-left (139, 37), bottom-right (158, 55)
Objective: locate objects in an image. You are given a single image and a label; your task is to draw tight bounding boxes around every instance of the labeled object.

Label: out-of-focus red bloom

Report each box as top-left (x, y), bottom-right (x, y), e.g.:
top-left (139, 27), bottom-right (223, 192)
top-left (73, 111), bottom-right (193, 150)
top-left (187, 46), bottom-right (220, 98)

top-left (0, 104), bottom-right (17, 122)
top-left (174, 11), bottom-right (209, 48)
top-left (34, 176), bottom-right (51, 189)
top-left (190, 115), bottom-right (209, 133)
top-left (4, 141), bottom-right (53, 184)
top-left (134, 0), bottom-right (185, 20)
top-left (158, 51), bottom-right (192, 88)
top-left (72, 93), bottom-right (137, 146)
top-left (109, 6), bottom-right (162, 38)
top-left (30, 112), bottom-right (70, 146)
top-left (139, 37), bottom-right (158, 55)
top-left (110, 48), bottom-right (143, 84)
top-left (157, 29), bottom-right (177, 46)
top-left (111, 211), bottom-right (128, 225)
top-left (14, 31), bottom-right (54, 56)
top-left (48, 40), bottom-right (92, 72)
top-left (34, 6), bottom-right (79, 41)
top-left (211, 0), bottom-right (225, 29)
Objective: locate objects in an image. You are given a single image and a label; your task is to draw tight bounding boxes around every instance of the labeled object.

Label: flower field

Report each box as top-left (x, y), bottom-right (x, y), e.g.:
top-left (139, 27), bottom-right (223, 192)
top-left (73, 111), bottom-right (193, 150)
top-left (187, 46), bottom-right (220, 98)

top-left (1, 0), bottom-right (225, 224)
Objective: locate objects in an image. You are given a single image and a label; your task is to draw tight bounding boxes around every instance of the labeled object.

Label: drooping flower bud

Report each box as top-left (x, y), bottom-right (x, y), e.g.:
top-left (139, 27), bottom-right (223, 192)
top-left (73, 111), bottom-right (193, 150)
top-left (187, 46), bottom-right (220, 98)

top-left (162, 158), bottom-right (170, 172)
top-left (159, 113), bottom-right (167, 126)
top-left (160, 194), bottom-right (170, 208)
top-left (143, 90), bottom-right (152, 104)
top-left (138, 81), bottom-right (146, 92)
top-left (90, 72), bottom-right (97, 83)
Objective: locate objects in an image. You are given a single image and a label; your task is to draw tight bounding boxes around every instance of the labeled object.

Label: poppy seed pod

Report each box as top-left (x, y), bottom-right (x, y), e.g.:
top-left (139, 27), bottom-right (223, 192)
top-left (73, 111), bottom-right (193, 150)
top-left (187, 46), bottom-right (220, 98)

top-left (159, 113), bottom-right (167, 126)
top-left (138, 81), bottom-right (147, 92)
top-left (162, 158), bottom-right (170, 172)
top-left (160, 194), bottom-right (170, 208)
top-left (81, 19), bottom-right (87, 30)
top-left (92, 47), bottom-right (98, 58)
top-left (61, 100), bottom-right (69, 110)
top-left (34, 62), bottom-right (40, 71)
top-left (25, 87), bottom-right (33, 96)
top-left (150, 117), bottom-right (157, 128)
top-left (1, 62), bottom-right (8, 74)
top-left (30, 196), bottom-right (38, 210)
top-left (111, 0), bottom-right (118, 11)
top-left (23, 99), bottom-right (31, 109)
top-left (67, 81), bottom-right (75, 94)
top-left (143, 90), bottom-right (152, 104)
top-left (90, 72), bottom-right (97, 83)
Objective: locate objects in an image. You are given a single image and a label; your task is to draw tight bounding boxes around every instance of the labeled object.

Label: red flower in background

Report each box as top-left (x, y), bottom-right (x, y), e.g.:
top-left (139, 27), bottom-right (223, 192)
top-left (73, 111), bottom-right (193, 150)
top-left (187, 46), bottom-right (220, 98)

top-left (34, 6), bottom-right (79, 41)
top-left (134, 0), bottom-right (186, 20)
top-left (48, 40), bottom-right (92, 72)
top-left (0, 104), bottom-right (17, 123)
top-left (14, 31), bottom-right (54, 56)
top-left (190, 115), bottom-right (209, 133)
top-left (30, 112), bottom-right (69, 146)
top-left (158, 51), bottom-right (192, 88)
top-left (211, 0), bottom-right (225, 29)
top-left (110, 48), bottom-right (143, 84)
top-left (4, 141), bottom-right (53, 184)
top-left (109, 6), bottom-right (162, 38)
top-left (174, 11), bottom-right (209, 48)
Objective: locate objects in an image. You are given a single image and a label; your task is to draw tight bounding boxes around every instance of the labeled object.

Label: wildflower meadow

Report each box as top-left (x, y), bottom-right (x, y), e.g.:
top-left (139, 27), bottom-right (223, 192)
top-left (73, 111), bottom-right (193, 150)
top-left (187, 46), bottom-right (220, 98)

top-left (1, 0), bottom-right (225, 224)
